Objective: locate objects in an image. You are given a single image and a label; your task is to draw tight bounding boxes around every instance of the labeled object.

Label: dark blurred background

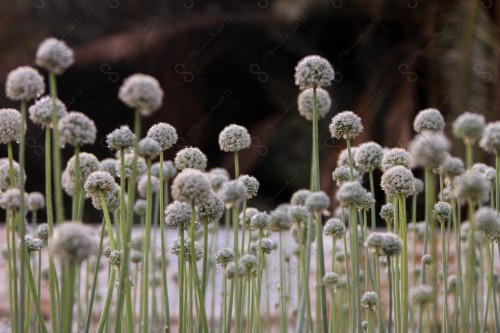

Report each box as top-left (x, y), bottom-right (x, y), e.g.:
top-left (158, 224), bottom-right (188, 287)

top-left (0, 0), bottom-right (499, 221)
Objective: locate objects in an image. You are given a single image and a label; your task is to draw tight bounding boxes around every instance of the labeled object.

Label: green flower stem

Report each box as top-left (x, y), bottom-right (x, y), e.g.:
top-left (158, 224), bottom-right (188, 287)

top-left (440, 218), bottom-right (449, 333)
top-left (399, 196), bottom-right (409, 333)
top-left (190, 205), bottom-right (209, 333)
top-left (374, 255), bottom-right (384, 333)
top-left (362, 210), bottom-right (375, 291)
top-left (72, 145), bottom-right (81, 221)
top-left (387, 256), bottom-right (393, 333)
top-left (341, 212), bottom-right (353, 332)
top-left (96, 266), bottom-right (117, 333)
top-left (315, 211), bottom-right (328, 333)
top-left (7, 144), bottom-right (21, 332)
top-left (411, 193), bottom-right (417, 286)
top-left (202, 220), bottom-right (209, 296)
top-left (296, 216), bottom-right (314, 333)
top-left (493, 242), bottom-right (500, 332)
top-left (158, 152), bottom-right (171, 332)
top-left (179, 228), bottom-right (186, 333)
top-left (24, 249), bottom-right (48, 333)
top-left (232, 204), bottom-right (242, 333)
top-left (367, 309), bottom-right (375, 333)
top-left (464, 200), bottom-right (477, 330)
top-left (279, 231), bottom-right (287, 332)
top-left (60, 263), bottom-right (76, 333)
top-left (482, 242), bottom-right (495, 333)
top-left (223, 268), bottom-right (228, 333)
top-left (140, 159), bottom-right (153, 333)
top-left (24, 257), bottom-right (31, 333)
top-left (329, 237), bottom-right (336, 333)
top-left (49, 72), bottom-right (64, 223)
top-left (99, 191), bottom-right (116, 250)
top-left (349, 204), bottom-right (361, 332)
top-left (114, 112), bottom-right (141, 333)
top-left (465, 141), bottom-right (473, 170)
top-left (6, 210), bottom-right (15, 332)
top-left (450, 181), bottom-right (463, 331)
top-left (44, 128), bottom-right (58, 333)
top-left (19, 99), bottom-right (28, 333)
top-left (368, 171), bottom-right (376, 231)
top-left (84, 220), bottom-right (106, 333)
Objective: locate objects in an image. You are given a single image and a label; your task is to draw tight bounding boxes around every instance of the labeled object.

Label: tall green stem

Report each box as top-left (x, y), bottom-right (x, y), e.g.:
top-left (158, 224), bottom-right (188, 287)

top-left (441, 218), bottom-right (449, 332)
top-left (18, 99), bottom-right (27, 333)
top-left (158, 151), bottom-right (171, 332)
top-left (72, 145), bottom-right (81, 221)
top-left (24, 249), bottom-right (48, 333)
top-left (399, 196), bottom-right (408, 332)
top-left (60, 263), bottom-right (76, 333)
top-left (49, 72), bottom-right (64, 223)
top-left (140, 159), bottom-right (153, 333)
top-left (96, 267), bottom-right (117, 333)
top-left (44, 128), bottom-right (58, 333)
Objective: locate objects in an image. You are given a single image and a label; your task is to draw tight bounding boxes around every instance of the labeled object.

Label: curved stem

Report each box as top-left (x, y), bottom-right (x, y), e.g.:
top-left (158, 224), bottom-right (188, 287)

top-left (96, 267), bottom-right (117, 333)
top-left (24, 250), bottom-right (48, 333)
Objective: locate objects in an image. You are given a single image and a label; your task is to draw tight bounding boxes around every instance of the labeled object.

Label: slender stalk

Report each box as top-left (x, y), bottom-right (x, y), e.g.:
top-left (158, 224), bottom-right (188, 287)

top-left (465, 200), bottom-right (477, 330)
top-left (202, 220), bottom-right (209, 295)
top-left (84, 220), bottom-right (106, 333)
top-left (96, 267), bottom-right (117, 333)
top-left (368, 171), bottom-right (376, 231)
top-left (44, 128), bottom-right (58, 333)
top-left (24, 249), bottom-right (48, 333)
top-left (349, 204), bottom-right (361, 332)
top-left (158, 151), bottom-right (171, 332)
top-left (60, 263), bottom-right (76, 333)
top-left (399, 196), bottom-right (409, 333)
top-left (223, 268), bottom-right (228, 333)
top-left (232, 204), bottom-right (242, 333)
top-left (387, 256), bottom-right (393, 333)
top-left (114, 111), bottom-right (141, 333)
top-left (140, 159), bottom-right (153, 333)
top-left (18, 99), bottom-right (28, 333)
top-left (6, 210), bottom-right (15, 332)
top-left (72, 145), bottom-right (81, 220)
top-left (179, 228), bottom-right (186, 333)
top-left (279, 231), bottom-right (287, 332)
top-left (49, 72), bottom-right (64, 223)
top-left (441, 218), bottom-right (449, 333)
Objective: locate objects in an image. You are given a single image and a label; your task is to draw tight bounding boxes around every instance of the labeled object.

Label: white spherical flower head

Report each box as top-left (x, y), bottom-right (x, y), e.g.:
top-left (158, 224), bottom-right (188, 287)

top-left (329, 111), bottom-right (363, 140)
top-left (480, 121), bottom-right (500, 154)
top-left (381, 166), bottom-right (415, 198)
top-left (475, 207), bottom-right (500, 240)
top-left (355, 142), bottom-right (383, 172)
top-left (250, 211), bottom-right (269, 230)
top-left (164, 201), bottom-right (191, 230)
top-left (220, 180), bottom-right (247, 208)
top-left (452, 112), bottom-right (485, 143)
top-left (6, 66), bottom-right (45, 101)
top-left (361, 291), bottom-right (378, 310)
top-left (226, 262), bottom-right (246, 279)
top-left (288, 205), bottom-right (309, 225)
top-left (66, 152), bottom-right (99, 184)
top-left (439, 155), bottom-right (464, 179)
top-left (269, 209), bottom-right (292, 231)
top-left (433, 201), bottom-right (452, 223)
top-left (381, 233), bottom-right (403, 257)
top-left (171, 168), bottom-right (211, 204)
top-left (332, 166), bottom-right (359, 186)
top-left (36, 223), bottom-right (49, 242)
top-left (137, 175), bottom-right (160, 198)
top-left (239, 253), bottom-right (258, 276)
top-left (51, 222), bottom-right (97, 265)
top-left (147, 122), bottom-right (178, 150)
top-left (59, 112), bottom-right (97, 147)
top-left (239, 174), bottom-right (259, 199)
top-left (209, 173), bottom-right (229, 192)
top-left (137, 137), bottom-right (161, 160)
top-left (0, 188), bottom-right (29, 211)
top-left (297, 87), bottom-right (332, 121)
top-left (358, 192), bottom-right (375, 211)
top-left (421, 254), bottom-right (433, 265)
top-left (365, 232), bottom-right (386, 254)
top-left (99, 158), bottom-right (118, 178)
top-left (294, 55), bottom-right (335, 90)
top-left (36, 38), bottom-right (74, 75)
top-left (106, 125), bottom-right (135, 151)
top-left (174, 147), bottom-right (207, 171)
top-left (28, 192), bottom-right (45, 211)
top-left (379, 203), bottom-right (394, 224)
top-left (290, 189), bottom-right (312, 206)
top-left (0, 159), bottom-right (26, 191)
top-left (410, 132), bottom-right (451, 169)
top-left (381, 148), bottom-right (411, 171)
top-left (218, 124), bottom-right (251, 152)
top-left (215, 248), bottom-right (234, 266)
top-left (196, 193), bottom-right (224, 223)
top-left (305, 191), bottom-right (330, 213)
top-left (258, 238), bottom-right (273, 254)
top-left (118, 73), bottom-right (163, 116)
top-left (323, 218), bottom-right (346, 239)
top-left (25, 235), bottom-right (44, 252)
top-left (158, 160), bottom-right (177, 179)
top-left (410, 285), bottom-right (433, 305)
top-left (0, 109), bottom-right (22, 144)
top-left (29, 96), bottom-right (67, 128)
top-left (455, 170), bottom-right (489, 204)
top-left (170, 237), bottom-right (203, 262)
top-left (337, 180), bottom-right (367, 207)
top-left (83, 171), bottom-right (116, 198)
top-left (413, 178), bottom-right (424, 194)
top-left (239, 207), bottom-right (259, 225)
top-left (413, 108), bottom-right (445, 133)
